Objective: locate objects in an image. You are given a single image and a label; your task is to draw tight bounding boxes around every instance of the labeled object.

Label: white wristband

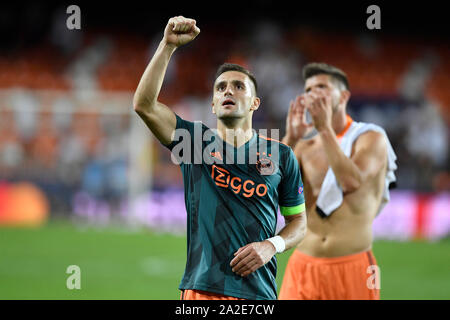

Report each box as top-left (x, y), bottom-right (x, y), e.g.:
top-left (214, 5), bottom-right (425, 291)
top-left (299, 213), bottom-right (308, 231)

top-left (267, 235), bottom-right (286, 253)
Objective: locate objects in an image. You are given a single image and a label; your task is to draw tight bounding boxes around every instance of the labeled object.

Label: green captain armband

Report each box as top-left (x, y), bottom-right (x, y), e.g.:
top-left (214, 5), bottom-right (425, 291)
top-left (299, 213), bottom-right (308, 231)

top-left (280, 203), bottom-right (305, 216)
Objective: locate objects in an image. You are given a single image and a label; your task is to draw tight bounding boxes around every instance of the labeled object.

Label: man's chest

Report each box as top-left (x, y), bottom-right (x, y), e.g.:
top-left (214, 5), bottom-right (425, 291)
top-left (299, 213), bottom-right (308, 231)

top-left (297, 137), bottom-right (358, 197)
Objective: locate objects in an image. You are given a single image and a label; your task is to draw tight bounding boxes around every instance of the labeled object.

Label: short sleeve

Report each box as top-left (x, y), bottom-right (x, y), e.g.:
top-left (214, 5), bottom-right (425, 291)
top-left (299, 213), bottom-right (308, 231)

top-left (162, 114), bottom-right (195, 151)
top-left (278, 148), bottom-right (305, 216)
top-left (161, 114), bottom-right (207, 165)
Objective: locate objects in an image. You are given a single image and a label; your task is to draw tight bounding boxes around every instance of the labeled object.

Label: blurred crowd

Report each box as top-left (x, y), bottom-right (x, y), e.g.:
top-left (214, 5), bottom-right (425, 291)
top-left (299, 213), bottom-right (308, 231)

top-left (0, 91), bottom-right (132, 215)
top-left (0, 20), bottom-right (449, 217)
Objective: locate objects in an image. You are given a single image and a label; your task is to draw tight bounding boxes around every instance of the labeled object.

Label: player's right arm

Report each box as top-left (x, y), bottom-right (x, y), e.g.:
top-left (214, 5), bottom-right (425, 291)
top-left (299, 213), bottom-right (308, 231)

top-left (133, 16), bottom-right (200, 145)
top-left (281, 95), bottom-right (313, 149)
top-left (282, 95), bottom-right (312, 166)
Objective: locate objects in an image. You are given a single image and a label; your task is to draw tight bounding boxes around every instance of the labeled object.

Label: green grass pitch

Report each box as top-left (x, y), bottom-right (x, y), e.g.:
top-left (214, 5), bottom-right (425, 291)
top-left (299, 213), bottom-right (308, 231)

top-left (1, 222), bottom-right (449, 299)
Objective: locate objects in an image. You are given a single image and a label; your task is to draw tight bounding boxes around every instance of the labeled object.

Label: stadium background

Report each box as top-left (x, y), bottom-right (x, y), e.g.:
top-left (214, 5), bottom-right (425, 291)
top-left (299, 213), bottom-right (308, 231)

top-left (0, 1), bottom-right (449, 299)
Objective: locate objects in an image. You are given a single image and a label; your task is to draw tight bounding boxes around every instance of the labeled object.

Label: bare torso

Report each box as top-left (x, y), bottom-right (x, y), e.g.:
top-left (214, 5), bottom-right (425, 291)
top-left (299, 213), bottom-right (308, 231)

top-left (294, 132), bottom-right (387, 257)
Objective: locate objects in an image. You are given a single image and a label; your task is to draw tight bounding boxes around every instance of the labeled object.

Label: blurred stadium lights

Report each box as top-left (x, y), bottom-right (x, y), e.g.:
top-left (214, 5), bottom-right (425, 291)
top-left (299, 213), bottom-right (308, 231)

top-left (0, 2), bottom-right (448, 239)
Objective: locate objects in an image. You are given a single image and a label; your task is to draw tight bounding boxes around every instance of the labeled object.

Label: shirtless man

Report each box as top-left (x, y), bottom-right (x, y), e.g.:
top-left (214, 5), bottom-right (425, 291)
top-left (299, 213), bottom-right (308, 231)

top-left (279, 63), bottom-right (396, 300)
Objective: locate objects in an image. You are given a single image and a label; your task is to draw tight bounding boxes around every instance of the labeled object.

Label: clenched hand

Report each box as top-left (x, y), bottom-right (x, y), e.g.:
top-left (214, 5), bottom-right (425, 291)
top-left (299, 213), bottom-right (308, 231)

top-left (163, 16), bottom-right (200, 49)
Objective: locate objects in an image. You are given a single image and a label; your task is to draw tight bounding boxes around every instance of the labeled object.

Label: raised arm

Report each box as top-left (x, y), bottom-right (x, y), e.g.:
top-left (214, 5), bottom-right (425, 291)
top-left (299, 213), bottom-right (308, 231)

top-left (133, 16), bottom-right (200, 145)
top-left (319, 128), bottom-right (387, 193)
top-left (281, 95), bottom-right (313, 149)
top-left (305, 91), bottom-right (388, 193)
top-left (281, 95), bottom-right (314, 168)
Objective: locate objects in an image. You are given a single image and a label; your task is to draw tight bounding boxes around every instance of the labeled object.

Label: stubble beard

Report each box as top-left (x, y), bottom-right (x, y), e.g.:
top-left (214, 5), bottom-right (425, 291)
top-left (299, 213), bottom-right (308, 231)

top-left (217, 112), bottom-right (245, 127)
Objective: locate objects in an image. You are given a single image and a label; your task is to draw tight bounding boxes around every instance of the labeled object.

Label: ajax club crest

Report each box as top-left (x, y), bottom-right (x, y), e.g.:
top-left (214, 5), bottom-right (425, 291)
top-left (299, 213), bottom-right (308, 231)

top-left (256, 158), bottom-right (275, 176)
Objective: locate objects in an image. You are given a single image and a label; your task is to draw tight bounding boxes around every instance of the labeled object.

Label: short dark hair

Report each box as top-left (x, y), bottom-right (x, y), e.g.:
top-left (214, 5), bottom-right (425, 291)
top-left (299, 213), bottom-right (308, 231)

top-left (215, 63), bottom-right (258, 94)
top-left (302, 62), bottom-right (350, 91)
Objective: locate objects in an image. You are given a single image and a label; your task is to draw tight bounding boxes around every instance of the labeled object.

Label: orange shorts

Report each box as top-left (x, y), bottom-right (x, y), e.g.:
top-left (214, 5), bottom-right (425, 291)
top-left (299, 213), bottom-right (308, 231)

top-left (279, 249), bottom-right (380, 300)
top-left (180, 289), bottom-right (245, 300)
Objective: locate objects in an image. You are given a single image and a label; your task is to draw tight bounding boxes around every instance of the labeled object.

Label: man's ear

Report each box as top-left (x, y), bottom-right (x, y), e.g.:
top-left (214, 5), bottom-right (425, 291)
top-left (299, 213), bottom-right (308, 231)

top-left (340, 90), bottom-right (351, 105)
top-left (212, 102), bottom-right (216, 114)
top-left (250, 97), bottom-right (260, 111)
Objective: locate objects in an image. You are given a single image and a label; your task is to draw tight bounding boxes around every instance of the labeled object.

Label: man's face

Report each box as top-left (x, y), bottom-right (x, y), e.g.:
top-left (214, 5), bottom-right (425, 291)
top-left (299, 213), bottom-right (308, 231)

top-left (304, 74), bottom-right (342, 113)
top-left (212, 71), bottom-right (259, 120)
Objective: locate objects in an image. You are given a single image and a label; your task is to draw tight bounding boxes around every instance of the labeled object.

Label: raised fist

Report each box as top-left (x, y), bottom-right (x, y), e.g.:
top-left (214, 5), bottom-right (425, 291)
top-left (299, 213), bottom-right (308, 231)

top-left (163, 16), bottom-right (200, 48)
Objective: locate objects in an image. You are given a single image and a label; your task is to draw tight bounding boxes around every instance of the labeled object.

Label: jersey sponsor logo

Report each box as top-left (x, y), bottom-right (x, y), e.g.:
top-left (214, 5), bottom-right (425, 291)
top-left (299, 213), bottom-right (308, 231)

top-left (211, 165), bottom-right (268, 198)
top-left (298, 186), bottom-right (303, 194)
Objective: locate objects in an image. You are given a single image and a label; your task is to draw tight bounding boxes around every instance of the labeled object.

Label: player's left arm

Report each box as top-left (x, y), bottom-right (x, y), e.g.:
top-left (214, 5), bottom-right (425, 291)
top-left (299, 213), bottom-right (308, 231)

top-left (277, 212), bottom-right (307, 250)
top-left (229, 212), bottom-right (306, 278)
top-left (306, 90), bottom-right (387, 194)
top-left (230, 148), bottom-right (306, 278)
top-left (320, 128), bottom-right (387, 194)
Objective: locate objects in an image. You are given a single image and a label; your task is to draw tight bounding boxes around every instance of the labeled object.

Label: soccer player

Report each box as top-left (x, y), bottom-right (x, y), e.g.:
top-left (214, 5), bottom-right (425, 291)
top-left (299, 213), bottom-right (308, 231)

top-left (279, 63), bottom-right (397, 300)
top-left (133, 16), bottom-right (307, 300)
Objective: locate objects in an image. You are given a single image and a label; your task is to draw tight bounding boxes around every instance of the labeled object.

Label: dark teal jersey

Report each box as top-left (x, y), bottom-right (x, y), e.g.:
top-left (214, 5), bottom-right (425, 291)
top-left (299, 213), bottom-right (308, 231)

top-left (163, 114), bottom-right (305, 300)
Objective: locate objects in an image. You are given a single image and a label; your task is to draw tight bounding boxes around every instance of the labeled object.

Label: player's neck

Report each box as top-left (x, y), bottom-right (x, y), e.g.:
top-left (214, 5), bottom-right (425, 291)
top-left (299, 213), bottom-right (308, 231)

top-left (216, 118), bottom-right (253, 148)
